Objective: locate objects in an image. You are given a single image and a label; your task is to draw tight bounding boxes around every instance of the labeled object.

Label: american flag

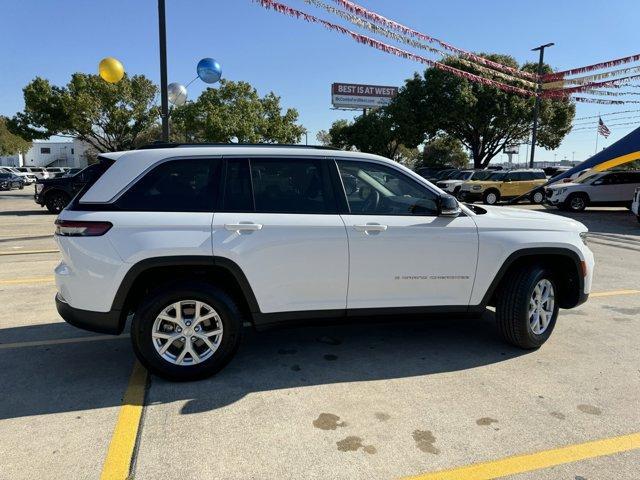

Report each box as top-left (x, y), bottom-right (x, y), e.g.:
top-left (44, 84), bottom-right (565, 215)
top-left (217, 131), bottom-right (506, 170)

top-left (598, 117), bottom-right (611, 138)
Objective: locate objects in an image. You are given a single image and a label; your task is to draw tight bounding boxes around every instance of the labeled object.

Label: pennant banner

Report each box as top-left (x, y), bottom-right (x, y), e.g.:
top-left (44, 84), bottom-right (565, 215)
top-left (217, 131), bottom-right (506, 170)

top-left (543, 65), bottom-right (640, 90)
top-left (544, 53), bottom-right (640, 82)
top-left (331, 0), bottom-right (537, 81)
top-left (303, 0), bottom-right (537, 88)
top-left (573, 97), bottom-right (640, 105)
top-left (575, 109), bottom-right (640, 121)
top-left (543, 74), bottom-right (640, 97)
top-left (255, 0), bottom-right (535, 96)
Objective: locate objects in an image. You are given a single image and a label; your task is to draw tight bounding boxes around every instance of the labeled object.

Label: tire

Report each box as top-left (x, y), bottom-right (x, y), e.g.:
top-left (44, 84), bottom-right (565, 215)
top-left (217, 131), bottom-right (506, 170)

top-left (131, 281), bottom-right (244, 381)
top-left (483, 189), bottom-right (500, 205)
top-left (19, 184), bottom-right (24, 190)
top-left (45, 191), bottom-right (70, 214)
top-left (530, 189), bottom-right (545, 204)
top-left (453, 186), bottom-right (461, 198)
top-left (637, 215), bottom-right (640, 224)
top-left (565, 193), bottom-right (588, 212)
top-left (495, 266), bottom-right (559, 349)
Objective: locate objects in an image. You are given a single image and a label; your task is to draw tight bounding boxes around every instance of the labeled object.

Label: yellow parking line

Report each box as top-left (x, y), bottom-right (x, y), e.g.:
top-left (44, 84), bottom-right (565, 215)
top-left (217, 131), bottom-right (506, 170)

top-left (401, 432), bottom-right (640, 480)
top-left (0, 249), bottom-right (58, 256)
top-left (0, 276), bottom-right (55, 286)
top-left (100, 361), bottom-right (148, 480)
top-left (0, 334), bottom-right (129, 350)
top-left (590, 289), bottom-right (640, 298)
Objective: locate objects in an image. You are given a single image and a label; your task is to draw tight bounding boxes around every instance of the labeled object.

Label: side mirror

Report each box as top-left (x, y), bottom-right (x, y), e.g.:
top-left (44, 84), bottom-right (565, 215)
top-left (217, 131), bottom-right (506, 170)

top-left (439, 194), bottom-right (461, 217)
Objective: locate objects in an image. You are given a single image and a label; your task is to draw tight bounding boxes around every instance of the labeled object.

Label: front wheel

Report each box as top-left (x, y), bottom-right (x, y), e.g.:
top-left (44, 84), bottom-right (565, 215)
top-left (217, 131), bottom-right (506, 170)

top-left (131, 281), bottom-right (243, 381)
top-left (565, 193), bottom-right (588, 212)
top-left (483, 190), bottom-right (500, 205)
top-left (495, 266), bottom-right (559, 349)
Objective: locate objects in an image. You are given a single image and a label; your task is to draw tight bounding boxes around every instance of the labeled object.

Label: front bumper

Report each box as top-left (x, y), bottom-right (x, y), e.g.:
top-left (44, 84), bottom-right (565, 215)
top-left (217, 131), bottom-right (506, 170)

top-left (459, 190), bottom-right (483, 202)
top-left (55, 293), bottom-right (123, 335)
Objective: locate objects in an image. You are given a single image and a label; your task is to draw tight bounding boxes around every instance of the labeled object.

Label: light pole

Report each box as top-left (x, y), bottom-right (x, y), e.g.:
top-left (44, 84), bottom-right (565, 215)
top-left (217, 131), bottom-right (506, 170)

top-left (158, 0), bottom-right (169, 142)
top-left (529, 42), bottom-right (554, 168)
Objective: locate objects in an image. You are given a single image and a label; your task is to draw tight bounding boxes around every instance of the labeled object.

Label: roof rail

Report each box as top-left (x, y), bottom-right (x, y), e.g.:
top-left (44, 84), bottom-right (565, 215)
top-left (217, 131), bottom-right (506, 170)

top-left (136, 142), bottom-right (339, 151)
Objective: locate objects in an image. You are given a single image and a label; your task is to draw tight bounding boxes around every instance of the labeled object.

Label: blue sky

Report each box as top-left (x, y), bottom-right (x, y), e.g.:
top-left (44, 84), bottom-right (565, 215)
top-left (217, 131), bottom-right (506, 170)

top-left (2, 0), bottom-right (640, 163)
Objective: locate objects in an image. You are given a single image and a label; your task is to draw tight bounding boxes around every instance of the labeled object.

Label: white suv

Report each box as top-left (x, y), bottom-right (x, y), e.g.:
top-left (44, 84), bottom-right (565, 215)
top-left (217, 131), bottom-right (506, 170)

top-left (54, 145), bottom-right (594, 380)
top-left (546, 170), bottom-right (640, 212)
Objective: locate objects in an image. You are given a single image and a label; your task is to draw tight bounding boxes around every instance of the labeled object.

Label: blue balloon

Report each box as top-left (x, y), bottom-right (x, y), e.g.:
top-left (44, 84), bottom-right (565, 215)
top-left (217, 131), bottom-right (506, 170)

top-left (197, 58), bottom-right (222, 84)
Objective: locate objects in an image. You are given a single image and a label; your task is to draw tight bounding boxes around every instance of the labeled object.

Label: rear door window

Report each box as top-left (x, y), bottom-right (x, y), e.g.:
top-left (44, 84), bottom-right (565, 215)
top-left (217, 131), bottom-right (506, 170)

top-left (115, 159), bottom-right (220, 212)
top-left (250, 158), bottom-right (336, 214)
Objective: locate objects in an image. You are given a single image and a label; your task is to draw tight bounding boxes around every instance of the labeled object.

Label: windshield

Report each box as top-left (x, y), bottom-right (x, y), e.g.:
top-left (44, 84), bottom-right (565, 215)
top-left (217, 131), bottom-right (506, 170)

top-left (575, 171), bottom-right (600, 183)
top-left (471, 170), bottom-right (493, 180)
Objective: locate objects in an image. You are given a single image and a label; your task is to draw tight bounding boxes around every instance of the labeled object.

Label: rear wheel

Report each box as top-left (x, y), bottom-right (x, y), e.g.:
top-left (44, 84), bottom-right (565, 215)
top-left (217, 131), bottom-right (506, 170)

top-left (45, 191), bottom-right (70, 214)
top-left (530, 189), bottom-right (545, 204)
top-left (483, 189), bottom-right (500, 205)
top-left (495, 266), bottom-right (559, 349)
top-left (131, 281), bottom-right (243, 381)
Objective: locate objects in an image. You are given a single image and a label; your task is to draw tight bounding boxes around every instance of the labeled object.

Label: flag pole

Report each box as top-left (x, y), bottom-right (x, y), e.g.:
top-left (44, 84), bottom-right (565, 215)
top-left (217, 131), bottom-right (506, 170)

top-left (595, 113), bottom-right (600, 154)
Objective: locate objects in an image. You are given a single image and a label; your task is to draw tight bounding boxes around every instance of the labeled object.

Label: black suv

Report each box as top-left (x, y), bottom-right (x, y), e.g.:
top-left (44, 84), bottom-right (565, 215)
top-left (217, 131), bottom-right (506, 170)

top-left (34, 164), bottom-right (107, 213)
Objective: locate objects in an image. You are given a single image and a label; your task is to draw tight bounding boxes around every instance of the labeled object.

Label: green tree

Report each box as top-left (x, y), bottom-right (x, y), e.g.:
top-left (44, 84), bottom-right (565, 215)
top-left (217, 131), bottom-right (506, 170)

top-left (170, 80), bottom-right (305, 143)
top-left (419, 136), bottom-right (469, 169)
top-left (319, 110), bottom-right (408, 161)
top-left (0, 116), bottom-right (30, 155)
top-left (9, 74), bottom-right (159, 152)
top-left (388, 54), bottom-right (575, 169)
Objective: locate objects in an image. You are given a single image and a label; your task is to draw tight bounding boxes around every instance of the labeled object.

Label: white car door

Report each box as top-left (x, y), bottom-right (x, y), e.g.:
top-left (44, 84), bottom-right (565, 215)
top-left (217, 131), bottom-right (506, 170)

top-left (335, 159), bottom-right (478, 310)
top-left (212, 157), bottom-right (349, 314)
top-left (588, 172), bottom-right (625, 202)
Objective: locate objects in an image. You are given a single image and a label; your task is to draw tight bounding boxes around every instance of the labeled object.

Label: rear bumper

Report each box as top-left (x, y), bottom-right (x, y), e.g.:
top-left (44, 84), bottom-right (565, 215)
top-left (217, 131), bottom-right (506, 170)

top-left (55, 293), bottom-right (122, 335)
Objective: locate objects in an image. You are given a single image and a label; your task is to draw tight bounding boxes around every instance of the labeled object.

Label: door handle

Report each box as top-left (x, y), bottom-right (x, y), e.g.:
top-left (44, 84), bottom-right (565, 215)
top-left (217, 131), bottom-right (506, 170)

top-left (224, 222), bottom-right (263, 232)
top-left (354, 223), bottom-right (388, 233)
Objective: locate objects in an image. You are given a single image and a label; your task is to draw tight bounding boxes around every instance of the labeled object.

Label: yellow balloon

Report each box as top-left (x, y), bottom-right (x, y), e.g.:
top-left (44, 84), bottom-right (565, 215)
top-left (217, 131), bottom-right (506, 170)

top-left (98, 57), bottom-right (125, 83)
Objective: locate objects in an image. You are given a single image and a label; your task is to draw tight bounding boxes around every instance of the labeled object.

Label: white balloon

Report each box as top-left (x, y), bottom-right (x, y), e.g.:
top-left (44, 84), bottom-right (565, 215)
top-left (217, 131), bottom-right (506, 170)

top-left (167, 82), bottom-right (188, 106)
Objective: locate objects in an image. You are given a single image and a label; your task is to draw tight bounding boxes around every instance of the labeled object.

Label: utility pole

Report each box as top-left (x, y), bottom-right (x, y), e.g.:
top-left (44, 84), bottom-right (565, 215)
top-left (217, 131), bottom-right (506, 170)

top-left (529, 42), bottom-right (554, 168)
top-left (158, 0), bottom-right (169, 142)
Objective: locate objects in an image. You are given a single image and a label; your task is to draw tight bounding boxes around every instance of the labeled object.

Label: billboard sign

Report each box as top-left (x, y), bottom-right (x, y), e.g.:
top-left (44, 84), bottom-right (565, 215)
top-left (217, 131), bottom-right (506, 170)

top-left (331, 83), bottom-right (398, 109)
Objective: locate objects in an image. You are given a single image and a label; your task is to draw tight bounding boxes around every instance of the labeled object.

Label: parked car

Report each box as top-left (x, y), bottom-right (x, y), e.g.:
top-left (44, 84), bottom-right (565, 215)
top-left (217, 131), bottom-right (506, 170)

top-left (545, 170), bottom-right (640, 212)
top-left (0, 172), bottom-right (25, 190)
top-left (414, 166), bottom-right (454, 180)
top-left (15, 166), bottom-right (50, 180)
top-left (45, 167), bottom-right (68, 178)
top-left (436, 170), bottom-right (493, 196)
top-left (54, 144), bottom-right (593, 381)
top-left (34, 164), bottom-right (102, 213)
top-left (458, 169), bottom-right (547, 205)
top-left (0, 167), bottom-right (37, 184)
top-left (543, 166), bottom-right (571, 178)
top-left (632, 186), bottom-right (640, 223)
top-left (427, 168), bottom-right (459, 183)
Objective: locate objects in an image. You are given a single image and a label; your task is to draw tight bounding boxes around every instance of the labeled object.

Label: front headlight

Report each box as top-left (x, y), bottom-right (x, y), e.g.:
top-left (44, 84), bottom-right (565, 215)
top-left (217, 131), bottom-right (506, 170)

top-left (579, 232), bottom-right (588, 245)
top-left (35, 184), bottom-right (43, 193)
top-left (558, 188), bottom-right (567, 194)
top-left (472, 185), bottom-right (482, 191)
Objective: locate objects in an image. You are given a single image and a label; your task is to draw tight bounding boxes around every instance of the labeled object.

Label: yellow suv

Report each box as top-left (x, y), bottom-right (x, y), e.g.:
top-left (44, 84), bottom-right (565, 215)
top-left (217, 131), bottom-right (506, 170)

top-left (458, 169), bottom-right (547, 205)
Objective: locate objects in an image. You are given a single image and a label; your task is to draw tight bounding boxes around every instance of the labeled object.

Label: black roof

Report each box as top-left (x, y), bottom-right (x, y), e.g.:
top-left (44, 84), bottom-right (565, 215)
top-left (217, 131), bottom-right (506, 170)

top-left (137, 142), bottom-right (338, 151)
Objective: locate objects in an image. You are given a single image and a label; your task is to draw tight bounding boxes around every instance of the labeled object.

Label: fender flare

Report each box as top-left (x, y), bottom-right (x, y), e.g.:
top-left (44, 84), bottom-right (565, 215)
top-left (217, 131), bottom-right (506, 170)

top-left (478, 247), bottom-right (584, 307)
top-left (110, 255), bottom-right (260, 319)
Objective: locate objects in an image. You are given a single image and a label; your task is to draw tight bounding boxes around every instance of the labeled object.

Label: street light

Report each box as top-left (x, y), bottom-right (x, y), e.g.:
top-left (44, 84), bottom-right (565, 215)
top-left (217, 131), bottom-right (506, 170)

top-left (529, 42), bottom-right (554, 168)
top-left (158, 0), bottom-right (169, 142)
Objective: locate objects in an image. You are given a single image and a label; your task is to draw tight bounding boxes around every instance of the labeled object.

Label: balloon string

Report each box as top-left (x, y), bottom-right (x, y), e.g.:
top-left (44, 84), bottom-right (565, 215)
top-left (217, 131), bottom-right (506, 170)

top-left (185, 75), bottom-right (199, 88)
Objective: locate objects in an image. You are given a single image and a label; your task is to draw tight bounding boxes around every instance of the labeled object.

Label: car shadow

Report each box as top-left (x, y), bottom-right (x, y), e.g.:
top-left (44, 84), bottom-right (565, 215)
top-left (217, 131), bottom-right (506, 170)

top-left (0, 312), bottom-right (529, 420)
top-left (539, 206), bottom-right (640, 238)
top-left (0, 209), bottom-right (48, 216)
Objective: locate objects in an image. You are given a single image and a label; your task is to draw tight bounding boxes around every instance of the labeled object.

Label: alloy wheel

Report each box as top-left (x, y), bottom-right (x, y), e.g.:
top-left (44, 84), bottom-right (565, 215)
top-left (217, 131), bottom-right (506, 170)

top-left (151, 300), bottom-right (224, 365)
top-left (528, 279), bottom-right (555, 335)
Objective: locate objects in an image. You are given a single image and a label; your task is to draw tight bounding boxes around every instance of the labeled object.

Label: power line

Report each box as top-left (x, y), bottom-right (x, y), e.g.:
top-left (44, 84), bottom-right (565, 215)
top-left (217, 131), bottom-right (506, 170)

top-left (571, 119), bottom-right (640, 131)
top-left (573, 114), bottom-right (640, 126)
top-left (573, 109), bottom-right (640, 121)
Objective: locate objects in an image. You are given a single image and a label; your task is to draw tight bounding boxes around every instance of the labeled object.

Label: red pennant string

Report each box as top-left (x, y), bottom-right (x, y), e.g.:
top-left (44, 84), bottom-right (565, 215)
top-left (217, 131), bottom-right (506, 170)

top-left (544, 53), bottom-right (640, 82)
top-left (572, 97), bottom-right (640, 105)
top-left (332, 0), bottom-right (537, 81)
top-left (255, 0), bottom-right (535, 96)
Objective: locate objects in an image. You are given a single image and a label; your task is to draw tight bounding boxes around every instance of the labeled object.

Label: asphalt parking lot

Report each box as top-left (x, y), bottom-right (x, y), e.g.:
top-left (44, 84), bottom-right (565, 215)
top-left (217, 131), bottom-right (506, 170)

top-left (1, 188), bottom-right (639, 480)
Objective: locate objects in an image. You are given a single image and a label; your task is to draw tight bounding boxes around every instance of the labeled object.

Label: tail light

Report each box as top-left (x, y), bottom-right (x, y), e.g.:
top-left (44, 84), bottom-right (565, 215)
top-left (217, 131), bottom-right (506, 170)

top-left (55, 219), bottom-right (112, 237)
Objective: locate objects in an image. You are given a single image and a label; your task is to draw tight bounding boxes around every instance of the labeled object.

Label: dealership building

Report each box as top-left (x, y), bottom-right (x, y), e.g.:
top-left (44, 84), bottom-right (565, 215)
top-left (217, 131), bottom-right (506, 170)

top-left (0, 139), bottom-right (91, 168)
